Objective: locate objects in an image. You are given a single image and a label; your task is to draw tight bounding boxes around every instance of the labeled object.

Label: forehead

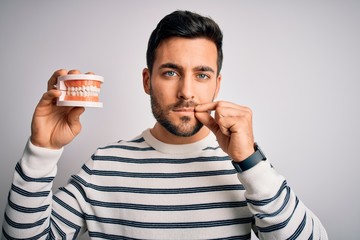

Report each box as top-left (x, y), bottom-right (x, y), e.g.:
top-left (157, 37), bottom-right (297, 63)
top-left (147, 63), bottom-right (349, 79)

top-left (154, 37), bottom-right (218, 69)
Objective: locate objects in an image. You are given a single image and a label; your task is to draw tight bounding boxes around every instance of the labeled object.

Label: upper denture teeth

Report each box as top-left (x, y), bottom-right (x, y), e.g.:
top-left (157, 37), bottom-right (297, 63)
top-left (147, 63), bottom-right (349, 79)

top-left (65, 84), bottom-right (101, 96)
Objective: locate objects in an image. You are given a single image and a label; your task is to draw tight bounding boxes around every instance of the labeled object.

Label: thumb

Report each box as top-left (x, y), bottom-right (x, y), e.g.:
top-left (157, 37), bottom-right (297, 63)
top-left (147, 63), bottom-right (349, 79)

top-left (195, 111), bottom-right (219, 134)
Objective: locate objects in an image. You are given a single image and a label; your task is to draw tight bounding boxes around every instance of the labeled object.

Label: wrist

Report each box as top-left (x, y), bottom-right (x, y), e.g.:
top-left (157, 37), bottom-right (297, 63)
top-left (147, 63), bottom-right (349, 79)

top-left (30, 136), bottom-right (62, 150)
top-left (232, 149), bottom-right (255, 162)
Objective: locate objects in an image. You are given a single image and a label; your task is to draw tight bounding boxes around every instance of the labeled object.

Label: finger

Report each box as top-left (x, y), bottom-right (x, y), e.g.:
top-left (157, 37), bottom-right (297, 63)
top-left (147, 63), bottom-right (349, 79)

top-left (67, 107), bottom-right (85, 135)
top-left (68, 69), bottom-right (81, 74)
top-left (217, 116), bottom-right (237, 136)
top-left (85, 71), bottom-right (95, 75)
top-left (38, 89), bottom-right (62, 107)
top-left (196, 101), bottom-right (249, 113)
top-left (195, 111), bottom-right (219, 134)
top-left (195, 102), bottom-right (218, 112)
top-left (47, 69), bottom-right (68, 91)
top-left (214, 106), bottom-right (249, 121)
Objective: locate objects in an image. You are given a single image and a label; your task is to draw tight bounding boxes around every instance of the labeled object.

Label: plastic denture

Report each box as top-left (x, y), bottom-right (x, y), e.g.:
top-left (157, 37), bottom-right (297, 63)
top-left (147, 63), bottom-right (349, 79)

top-left (56, 74), bottom-right (104, 108)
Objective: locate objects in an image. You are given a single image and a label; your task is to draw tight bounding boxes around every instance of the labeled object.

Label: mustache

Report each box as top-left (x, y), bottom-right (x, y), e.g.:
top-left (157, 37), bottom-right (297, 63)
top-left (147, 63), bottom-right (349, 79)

top-left (171, 100), bottom-right (198, 110)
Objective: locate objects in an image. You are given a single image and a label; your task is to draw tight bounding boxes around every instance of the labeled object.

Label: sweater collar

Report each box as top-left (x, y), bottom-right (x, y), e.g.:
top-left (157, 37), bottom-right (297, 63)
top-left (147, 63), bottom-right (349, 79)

top-left (142, 128), bottom-right (216, 154)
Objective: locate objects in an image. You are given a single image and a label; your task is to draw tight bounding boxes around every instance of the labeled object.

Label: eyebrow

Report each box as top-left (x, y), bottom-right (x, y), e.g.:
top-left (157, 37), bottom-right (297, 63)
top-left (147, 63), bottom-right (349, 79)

top-left (159, 63), bottom-right (215, 73)
top-left (194, 65), bottom-right (215, 73)
top-left (159, 63), bottom-right (183, 71)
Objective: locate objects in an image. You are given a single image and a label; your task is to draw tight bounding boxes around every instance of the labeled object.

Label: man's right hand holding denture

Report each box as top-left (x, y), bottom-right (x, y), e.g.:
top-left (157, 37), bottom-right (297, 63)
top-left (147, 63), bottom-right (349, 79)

top-left (30, 69), bottom-right (87, 149)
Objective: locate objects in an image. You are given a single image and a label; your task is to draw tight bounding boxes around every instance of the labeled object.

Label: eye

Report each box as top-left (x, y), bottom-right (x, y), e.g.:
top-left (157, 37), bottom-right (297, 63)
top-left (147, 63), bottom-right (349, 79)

top-left (197, 73), bottom-right (210, 80)
top-left (164, 71), bottom-right (178, 77)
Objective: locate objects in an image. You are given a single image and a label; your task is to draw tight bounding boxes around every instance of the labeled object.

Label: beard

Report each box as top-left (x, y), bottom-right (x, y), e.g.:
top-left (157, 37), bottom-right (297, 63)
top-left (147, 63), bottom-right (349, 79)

top-left (150, 91), bottom-right (203, 137)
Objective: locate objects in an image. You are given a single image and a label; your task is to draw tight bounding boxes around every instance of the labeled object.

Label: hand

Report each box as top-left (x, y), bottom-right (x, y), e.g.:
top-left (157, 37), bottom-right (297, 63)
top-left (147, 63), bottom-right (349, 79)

top-left (30, 69), bottom-right (88, 149)
top-left (195, 101), bottom-right (255, 162)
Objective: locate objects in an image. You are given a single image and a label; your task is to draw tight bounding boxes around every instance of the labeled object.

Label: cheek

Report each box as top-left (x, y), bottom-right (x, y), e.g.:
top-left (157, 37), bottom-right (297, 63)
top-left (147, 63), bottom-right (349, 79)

top-left (152, 84), bottom-right (175, 101)
top-left (197, 85), bottom-right (218, 102)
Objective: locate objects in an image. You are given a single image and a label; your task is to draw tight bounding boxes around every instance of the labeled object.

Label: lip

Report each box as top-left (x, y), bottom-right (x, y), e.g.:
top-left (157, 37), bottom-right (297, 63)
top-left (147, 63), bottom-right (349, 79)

top-left (172, 107), bottom-right (195, 112)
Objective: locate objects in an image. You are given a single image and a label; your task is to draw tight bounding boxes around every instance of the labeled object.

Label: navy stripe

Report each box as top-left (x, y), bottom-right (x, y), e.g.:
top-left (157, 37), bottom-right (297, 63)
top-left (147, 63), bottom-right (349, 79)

top-left (308, 219), bottom-right (314, 240)
top-left (98, 145), bottom-right (155, 151)
top-left (88, 231), bottom-right (252, 240)
top-left (65, 180), bottom-right (248, 212)
top-left (2, 225), bottom-right (50, 240)
top-left (4, 212), bottom-right (47, 229)
top-left (203, 146), bottom-right (221, 150)
top-left (71, 175), bottom-right (245, 194)
top-left (257, 197), bottom-right (300, 233)
top-left (53, 195), bottom-right (85, 219)
top-left (89, 231), bottom-right (142, 240)
top-left (58, 186), bottom-right (76, 199)
top-left (246, 180), bottom-right (287, 206)
top-left (11, 184), bottom-right (49, 197)
top-left (91, 155), bottom-right (230, 164)
top-left (84, 214), bottom-right (253, 229)
top-left (48, 228), bottom-right (56, 240)
top-left (287, 213), bottom-right (307, 240)
top-left (209, 234), bottom-right (252, 240)
top-left (8, 196), bottom-right (49, 213)
top-left (52, 210), bottom-right (81, 238)
top-left (50, 218), bottom-right (66, 239)
top-left (82, 164), bottom-right (236, 178)
top-left (255, 186), bottom-right (291, 219)
top-left (127, 137), bottom-right (146, 143)
top-left (15, 163), bottom-right (54, 183)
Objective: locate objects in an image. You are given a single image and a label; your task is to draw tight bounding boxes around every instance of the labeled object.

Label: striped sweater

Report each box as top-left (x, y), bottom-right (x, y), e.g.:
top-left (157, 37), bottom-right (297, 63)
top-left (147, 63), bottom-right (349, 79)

top-left (2, 129), bottom-right (327, 239)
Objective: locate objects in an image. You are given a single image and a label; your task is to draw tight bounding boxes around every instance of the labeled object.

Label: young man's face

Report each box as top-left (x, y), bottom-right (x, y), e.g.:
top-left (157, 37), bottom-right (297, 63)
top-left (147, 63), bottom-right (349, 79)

top-left (143, 37), bottom-right (221, 138)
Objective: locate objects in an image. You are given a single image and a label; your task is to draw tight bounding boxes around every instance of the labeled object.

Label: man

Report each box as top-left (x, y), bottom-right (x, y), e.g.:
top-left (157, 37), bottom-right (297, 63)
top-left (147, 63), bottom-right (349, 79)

top-left (2, 10), bottom-right (327, 239)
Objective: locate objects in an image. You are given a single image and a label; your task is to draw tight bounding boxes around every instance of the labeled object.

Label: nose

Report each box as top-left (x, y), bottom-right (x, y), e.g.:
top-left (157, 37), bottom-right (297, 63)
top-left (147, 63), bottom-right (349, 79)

top-left (177, 75), bottom-right (194, 100)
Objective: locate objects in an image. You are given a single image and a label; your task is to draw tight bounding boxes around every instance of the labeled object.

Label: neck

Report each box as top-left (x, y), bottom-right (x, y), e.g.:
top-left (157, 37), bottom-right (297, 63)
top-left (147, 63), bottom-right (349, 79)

top-left (150, 123), bottom-right (210, 144)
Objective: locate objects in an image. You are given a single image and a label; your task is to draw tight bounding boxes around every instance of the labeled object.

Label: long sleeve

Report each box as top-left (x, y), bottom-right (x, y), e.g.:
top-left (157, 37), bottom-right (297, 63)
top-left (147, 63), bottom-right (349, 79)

top-left (238, 160), bottom-right (328, 239)
top-left (2, 140), bottom-right (86, 239)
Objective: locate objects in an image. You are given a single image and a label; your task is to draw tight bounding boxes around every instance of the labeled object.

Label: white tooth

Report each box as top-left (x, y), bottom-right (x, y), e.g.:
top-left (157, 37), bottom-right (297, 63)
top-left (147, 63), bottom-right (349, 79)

top-left (71, 91), bottom-right (76, 96)
top-left (71, 87), bottom-right (75, 91)
top-left (86, 86), bottom-right (90, 92)
top-left (67, 91), bottom-right (71, 96)
top-left (80, 91), bottom-right (84, 96)
top-left (82, 86), bottom-right (86, 92)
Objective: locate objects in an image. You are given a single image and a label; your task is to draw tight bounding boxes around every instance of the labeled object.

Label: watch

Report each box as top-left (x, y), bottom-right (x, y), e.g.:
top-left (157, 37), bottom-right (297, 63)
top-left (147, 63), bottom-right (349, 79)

top-left (232, 143), bottom-right (267, 172)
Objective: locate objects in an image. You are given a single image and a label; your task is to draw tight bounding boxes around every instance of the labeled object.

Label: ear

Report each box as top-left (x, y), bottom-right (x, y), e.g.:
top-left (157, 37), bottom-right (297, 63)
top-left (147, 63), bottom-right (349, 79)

top-left (142, 68), bottom-right (151, 95)
top-left (213, 74), bottom-right (222, 100)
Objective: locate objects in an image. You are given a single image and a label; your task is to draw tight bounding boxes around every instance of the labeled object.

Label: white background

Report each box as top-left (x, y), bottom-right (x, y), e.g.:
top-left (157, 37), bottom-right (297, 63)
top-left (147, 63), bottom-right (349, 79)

top-left (1, 1), bottom-right (359, 239)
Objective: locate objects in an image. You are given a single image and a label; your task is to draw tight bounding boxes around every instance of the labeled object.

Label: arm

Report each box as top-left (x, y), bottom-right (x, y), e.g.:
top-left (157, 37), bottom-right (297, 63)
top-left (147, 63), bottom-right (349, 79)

top-left (2, 69), bottom-right (88, 239)
top-left (195, 101), bottom-right (328, 239)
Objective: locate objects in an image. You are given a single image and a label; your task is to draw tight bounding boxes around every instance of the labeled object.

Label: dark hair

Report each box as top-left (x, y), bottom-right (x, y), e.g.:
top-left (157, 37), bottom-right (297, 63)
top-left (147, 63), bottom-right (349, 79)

top-left (146, 10), bottom-right (223, 75)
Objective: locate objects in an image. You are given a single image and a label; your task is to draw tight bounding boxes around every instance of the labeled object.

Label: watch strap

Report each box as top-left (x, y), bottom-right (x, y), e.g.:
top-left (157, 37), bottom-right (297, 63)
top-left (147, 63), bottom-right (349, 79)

top-left (232, 143), bottom-right (267, 172)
